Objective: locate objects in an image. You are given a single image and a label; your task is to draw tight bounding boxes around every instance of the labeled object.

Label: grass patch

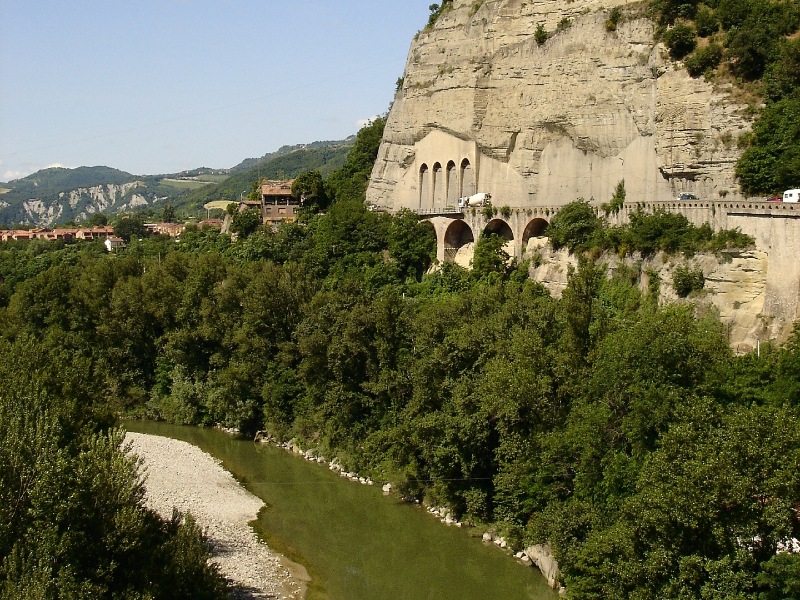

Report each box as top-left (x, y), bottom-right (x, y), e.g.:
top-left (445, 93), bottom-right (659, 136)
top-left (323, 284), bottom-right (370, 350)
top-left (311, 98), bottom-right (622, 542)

top-left (203, 200), bottom-right (235, 212)
top-left (160, 178), bottom-right (215, 190)
top-left (0, 188), bottom-right (10, 194)
top-left (196, 174), bottom-right (229, 183)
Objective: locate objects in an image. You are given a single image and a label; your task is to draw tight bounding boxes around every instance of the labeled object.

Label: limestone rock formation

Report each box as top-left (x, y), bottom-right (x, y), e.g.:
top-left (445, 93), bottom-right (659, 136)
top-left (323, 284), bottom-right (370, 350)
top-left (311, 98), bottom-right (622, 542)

top-left (16, 182), bottom-right (161, 227)
top-left (368, 0), bottom-right (751, 211)
top-left (526, 240), bottom-right (771, 352)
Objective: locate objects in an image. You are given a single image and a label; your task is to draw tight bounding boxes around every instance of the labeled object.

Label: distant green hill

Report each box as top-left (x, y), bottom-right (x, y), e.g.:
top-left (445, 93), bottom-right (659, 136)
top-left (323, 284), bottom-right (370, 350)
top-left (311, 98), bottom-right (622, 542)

top-left (176, 144), bottom-right (352, 213)
top-left (5, 166), bottom-right (134, 197)
top-left (229, 137), bottom-right (356, 174)
top-left (0, 138), bottom-right (354, 226)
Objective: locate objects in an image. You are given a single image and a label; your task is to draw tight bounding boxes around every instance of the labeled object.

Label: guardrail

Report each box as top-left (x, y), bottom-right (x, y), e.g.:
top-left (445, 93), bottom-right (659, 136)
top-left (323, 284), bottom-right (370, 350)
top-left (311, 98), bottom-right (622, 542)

top-left (411, 208), bottom-right (465, 217)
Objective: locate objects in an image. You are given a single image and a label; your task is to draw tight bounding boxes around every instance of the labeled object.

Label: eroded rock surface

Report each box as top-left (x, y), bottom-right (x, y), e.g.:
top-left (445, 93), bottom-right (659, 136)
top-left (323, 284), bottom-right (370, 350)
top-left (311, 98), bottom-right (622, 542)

top-left (368, 0), bottom-right (751, 211)
top-left (527, 241), bottom-right (770, 351)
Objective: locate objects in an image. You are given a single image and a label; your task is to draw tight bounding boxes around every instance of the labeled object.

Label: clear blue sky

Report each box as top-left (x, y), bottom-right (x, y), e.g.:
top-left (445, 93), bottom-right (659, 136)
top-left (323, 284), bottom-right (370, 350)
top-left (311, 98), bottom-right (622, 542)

top-left (0, 0), bottom-right (433, 181)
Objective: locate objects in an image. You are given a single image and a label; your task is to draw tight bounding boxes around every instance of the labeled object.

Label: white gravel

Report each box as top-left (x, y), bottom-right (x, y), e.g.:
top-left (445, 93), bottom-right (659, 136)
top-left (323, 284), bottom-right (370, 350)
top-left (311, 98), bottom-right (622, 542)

top-left (125, 432), bottom-right (308, 600)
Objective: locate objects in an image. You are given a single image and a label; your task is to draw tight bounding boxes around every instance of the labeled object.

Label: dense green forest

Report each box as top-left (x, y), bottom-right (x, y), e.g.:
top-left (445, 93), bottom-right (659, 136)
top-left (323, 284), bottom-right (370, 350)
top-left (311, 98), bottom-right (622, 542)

top-left (2, 116), bottom-right (800, 599)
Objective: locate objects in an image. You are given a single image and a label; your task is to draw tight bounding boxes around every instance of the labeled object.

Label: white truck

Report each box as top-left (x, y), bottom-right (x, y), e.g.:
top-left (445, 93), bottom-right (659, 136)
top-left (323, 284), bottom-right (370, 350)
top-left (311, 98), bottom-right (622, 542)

top-left (784, 189), bottom-right (800, 203)
top-left (458, 192), bottom-right (492, 210)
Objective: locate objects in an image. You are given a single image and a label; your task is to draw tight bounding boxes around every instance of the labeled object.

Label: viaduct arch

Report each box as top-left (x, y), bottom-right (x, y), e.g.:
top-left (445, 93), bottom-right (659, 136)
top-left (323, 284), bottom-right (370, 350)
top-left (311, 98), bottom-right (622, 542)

top-left (429, 208), bottom-right (555, 265)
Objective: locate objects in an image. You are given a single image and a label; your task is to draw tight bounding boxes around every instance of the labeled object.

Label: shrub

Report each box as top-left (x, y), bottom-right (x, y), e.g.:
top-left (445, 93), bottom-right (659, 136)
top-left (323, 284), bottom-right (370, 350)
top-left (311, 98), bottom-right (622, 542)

top-left (427, 0), bottom-right (454, 27)
top-left (663, 23), bottom-right (697, 59)
top-left (557, 17), bottom-right (573, 31)
top-left (606, 6), bottom-right (624, 31)
top-left (472, 233), bottom-right (512, 276)
top-left (694, 5), bottom-right (719, 36)
top-left (736, 94), bottom-right (800, 194)
top-left (725, 23), bottom-right (777, 81)
top-left (230, 207), bottom-right (262, 239)
top-left (685, 43), bottom-right (723, 77)
top-left (535, 23), bottom-right (549, 45)
top-left (500, 205), bottom-right (512, 218)
top-left (765, 38), bottom-right (800, 101)
top-left (672, 265), bottom-right (705, 296)
top-left (547, 200), bottom-right (602, 252)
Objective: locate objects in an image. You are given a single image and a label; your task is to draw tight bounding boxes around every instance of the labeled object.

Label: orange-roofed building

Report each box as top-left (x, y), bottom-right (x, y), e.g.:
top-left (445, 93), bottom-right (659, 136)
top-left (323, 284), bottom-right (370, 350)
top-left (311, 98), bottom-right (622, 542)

top-left (260, 179), bottom-right (299, 224)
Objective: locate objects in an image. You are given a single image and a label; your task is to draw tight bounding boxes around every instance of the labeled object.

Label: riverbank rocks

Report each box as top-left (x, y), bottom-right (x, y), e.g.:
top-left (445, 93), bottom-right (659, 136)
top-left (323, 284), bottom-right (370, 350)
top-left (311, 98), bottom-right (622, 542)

top-left (215, 425), bottom-right (240, 436)
top-left (254, 430), bottom-right (275, 444)
top-left (525, 544), bottom-right (563, 592)
top-left (126, 433), bottom-right (307, 599)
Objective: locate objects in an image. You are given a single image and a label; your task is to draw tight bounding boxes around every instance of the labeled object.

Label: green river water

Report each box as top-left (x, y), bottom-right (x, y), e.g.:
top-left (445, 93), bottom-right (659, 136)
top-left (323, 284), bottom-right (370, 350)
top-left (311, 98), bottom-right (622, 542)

top-left (126, 421), bottom-right (559, 600)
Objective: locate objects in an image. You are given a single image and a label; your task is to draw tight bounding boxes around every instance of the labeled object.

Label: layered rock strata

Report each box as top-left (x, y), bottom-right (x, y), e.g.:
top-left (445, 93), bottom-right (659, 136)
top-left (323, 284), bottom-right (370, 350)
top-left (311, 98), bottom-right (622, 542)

top-left (526, 239), bottom-right (771, 351)
top-left (368, 0), bottom-right (751, 211)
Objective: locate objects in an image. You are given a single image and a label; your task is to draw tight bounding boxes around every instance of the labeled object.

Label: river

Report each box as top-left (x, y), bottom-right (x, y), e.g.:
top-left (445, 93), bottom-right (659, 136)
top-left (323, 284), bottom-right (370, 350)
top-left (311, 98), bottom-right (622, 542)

top-left (126, 421), bottom-right (559, 600)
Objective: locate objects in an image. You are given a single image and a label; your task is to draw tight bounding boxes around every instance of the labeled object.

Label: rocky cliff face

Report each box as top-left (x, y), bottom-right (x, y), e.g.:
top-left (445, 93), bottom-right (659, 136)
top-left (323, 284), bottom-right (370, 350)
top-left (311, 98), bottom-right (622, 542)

top-left (20, 182), bottom-right (161, 226)
top-left (368, 0), bottom-right (752, 211)
top-left (526, 237), bottom-right (770, 352)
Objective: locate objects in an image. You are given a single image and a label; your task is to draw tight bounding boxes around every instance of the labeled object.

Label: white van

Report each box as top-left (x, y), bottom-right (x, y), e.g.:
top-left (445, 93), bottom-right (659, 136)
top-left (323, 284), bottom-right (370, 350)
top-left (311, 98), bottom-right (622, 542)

top-left (784, 189), bottom-right (800, 203)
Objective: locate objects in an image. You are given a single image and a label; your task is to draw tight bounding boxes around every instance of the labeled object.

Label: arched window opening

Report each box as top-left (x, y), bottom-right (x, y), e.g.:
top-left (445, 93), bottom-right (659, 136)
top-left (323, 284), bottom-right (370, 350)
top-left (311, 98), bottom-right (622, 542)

top-left (433, 163), bottom-right (444, 207)
top-left (460, 159), bottom-right (474, 198)
top-left (419, 164), bottom-right (430, 208)
top-left (446, 161), bottom-right (458, 205)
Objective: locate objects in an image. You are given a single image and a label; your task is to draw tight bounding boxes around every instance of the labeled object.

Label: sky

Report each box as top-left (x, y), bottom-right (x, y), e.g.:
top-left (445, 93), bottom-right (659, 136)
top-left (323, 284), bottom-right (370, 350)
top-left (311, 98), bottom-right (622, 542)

top-left (0, 0), bottom-right (434, 182)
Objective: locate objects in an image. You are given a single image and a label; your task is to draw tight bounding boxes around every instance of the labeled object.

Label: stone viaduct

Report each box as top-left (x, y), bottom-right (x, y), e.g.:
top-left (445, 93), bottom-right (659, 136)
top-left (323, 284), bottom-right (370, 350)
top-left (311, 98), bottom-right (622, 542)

top-left (420, 200), bottom-right (800, 266)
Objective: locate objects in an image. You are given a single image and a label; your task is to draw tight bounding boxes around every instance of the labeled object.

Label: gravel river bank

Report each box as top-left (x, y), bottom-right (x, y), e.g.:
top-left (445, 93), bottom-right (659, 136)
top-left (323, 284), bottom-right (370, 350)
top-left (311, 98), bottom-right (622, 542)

top-left (125, 432), bottom-right (309, 600)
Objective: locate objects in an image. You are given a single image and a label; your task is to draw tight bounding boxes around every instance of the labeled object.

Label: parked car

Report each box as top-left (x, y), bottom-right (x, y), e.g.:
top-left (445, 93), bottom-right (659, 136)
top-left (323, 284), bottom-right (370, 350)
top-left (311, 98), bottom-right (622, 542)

top-left (784, 189), bottom-right (800, 203)
top-left (676, 193), bottom-right (699, 201)
top-left (767, 196), bottom-right (783, 202)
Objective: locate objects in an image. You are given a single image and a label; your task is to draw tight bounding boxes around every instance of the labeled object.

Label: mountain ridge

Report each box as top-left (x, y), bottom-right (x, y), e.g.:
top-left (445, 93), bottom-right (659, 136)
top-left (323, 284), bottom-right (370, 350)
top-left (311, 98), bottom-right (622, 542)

top-left (0, 137), bottom-right (355, 227)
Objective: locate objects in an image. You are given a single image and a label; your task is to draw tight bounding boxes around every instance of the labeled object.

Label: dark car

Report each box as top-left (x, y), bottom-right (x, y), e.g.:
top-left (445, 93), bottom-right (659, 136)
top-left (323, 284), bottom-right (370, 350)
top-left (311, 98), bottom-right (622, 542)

top-left (676, 193), bottom-right (699, 201)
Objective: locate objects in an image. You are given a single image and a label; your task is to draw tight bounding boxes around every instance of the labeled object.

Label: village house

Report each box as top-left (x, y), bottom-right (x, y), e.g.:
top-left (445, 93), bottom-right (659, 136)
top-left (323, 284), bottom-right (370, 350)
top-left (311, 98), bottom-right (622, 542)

top-left (198, 218), bottom-right (223, 229)
top-left (104, 237), bottom-right (126, 253)
top-left (75, 226), bottom-right (114, 240)
top-left (261, 179), bottom-right (299, 224)
top-left (0, 226), bottom-right (113, 242)
top-left (144, 222), bottom-right (186, 237)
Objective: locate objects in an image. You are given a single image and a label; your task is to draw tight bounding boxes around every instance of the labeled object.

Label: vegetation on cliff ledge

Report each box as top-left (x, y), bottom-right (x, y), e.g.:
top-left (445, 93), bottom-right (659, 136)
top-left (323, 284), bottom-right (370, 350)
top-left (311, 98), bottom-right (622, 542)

top-left (651, 0), bottom-right (800, 194)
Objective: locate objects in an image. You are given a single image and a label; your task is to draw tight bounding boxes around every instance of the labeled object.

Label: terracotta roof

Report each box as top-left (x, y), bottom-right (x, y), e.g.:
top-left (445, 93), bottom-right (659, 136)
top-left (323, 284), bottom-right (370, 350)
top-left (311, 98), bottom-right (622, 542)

top-left (261, 179), bottom-right (295, 197)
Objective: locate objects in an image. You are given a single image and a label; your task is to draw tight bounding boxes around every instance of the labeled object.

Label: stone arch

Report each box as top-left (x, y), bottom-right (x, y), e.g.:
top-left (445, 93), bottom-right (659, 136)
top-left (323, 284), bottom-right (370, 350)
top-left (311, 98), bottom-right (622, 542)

top-left (460, 159), bottom-right (474, 198)
top-left (522, 218), bottom-right (549, 252)
top-left (446, 161), bottom-right (458, 205)
top-left (419, 164), bottom-right (430, 208)
top-left (483, 218), bottom-right (514, 241)
top-left (444, 220), bottom-right (475, 263)
top-left (433, 162), bottom-right (444, 207)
